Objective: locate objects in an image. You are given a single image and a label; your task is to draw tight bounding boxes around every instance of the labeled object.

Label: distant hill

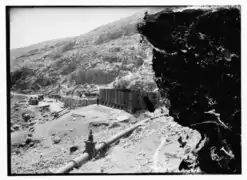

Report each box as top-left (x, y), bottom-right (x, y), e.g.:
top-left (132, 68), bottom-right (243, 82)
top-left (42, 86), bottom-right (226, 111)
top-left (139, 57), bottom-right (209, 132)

top-left (9, 7), bottom-right (184, 95)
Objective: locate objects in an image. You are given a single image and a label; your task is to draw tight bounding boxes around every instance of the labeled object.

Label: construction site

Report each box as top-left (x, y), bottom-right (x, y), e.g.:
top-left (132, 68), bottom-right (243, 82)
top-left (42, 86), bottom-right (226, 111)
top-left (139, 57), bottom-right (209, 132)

top-left (9, 6), bottom-right (241, 175)
top-left (11, 88), bottom-right (201, 174)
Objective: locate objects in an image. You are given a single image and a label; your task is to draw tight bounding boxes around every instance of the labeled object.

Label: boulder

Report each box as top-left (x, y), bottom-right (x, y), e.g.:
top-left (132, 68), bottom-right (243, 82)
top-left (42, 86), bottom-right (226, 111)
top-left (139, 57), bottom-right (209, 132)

top-left (29, 127), bottom-right (35, 132)
top-left (109, 122), bottom-right (120, 129)
top-left (22, 113), bottom-right (31, 121)
top-left (43, 114), bottom-right (48, 118)
top-left (51, 132), bottom-right (56, 136)
top-left (89, 121), bottom-right (109, 127)
top-left (69, 145), bottom-right (79, 154)
top-left (12, 124), bottom-right (20, 130)
top-left (18, 143), bottom-right (25, 148)
top-left (29, 142), bottom-right (34, 147)
top-left (15, 150), bottom-right (21, 154)
top-left (53, 136), bottom-right (61, 144)
top-left (25, 138), bottom-right (32, 145)
top-left (28, 121), bottom-right (36, 126)
top-left (116, 115), bottom-right (130, 123)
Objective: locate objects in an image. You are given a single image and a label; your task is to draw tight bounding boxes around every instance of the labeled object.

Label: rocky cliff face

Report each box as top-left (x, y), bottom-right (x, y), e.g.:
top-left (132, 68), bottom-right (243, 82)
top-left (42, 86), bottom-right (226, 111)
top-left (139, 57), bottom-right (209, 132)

top-left (137, 6), bottom-right (241, 173)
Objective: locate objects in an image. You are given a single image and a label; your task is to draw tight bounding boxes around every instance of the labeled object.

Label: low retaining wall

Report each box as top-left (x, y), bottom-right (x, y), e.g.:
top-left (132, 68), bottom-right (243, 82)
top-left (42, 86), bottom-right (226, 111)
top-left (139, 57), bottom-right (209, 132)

top-left (60, 96), bottom-right (97, 109)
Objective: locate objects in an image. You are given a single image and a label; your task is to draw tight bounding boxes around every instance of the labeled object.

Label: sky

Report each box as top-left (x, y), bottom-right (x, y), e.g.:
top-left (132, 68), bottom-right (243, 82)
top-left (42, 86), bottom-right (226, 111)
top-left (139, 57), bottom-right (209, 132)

top-left (10, 7), bottom-right (144, 49)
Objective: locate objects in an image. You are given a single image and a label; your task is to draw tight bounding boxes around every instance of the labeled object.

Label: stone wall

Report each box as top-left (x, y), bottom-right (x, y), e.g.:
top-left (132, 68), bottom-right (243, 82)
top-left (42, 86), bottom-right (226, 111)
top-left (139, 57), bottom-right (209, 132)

top-left (60, 96), bottom-right (96, 109)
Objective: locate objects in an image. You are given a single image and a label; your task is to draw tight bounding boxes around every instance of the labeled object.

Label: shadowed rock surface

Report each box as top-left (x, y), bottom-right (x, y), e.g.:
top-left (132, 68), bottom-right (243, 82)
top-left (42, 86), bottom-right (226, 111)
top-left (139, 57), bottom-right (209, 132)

top-left (137, 6), bottom-right (241, 174)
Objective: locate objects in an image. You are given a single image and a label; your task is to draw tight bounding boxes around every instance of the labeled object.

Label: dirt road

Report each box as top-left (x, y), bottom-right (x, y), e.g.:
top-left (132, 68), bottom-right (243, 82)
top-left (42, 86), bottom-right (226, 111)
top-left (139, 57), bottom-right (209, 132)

top-left (11, 96), bottom-right (201, 174)
top-left (71, 116), bottom-right (201, 173)
top-left (11, 104), bottom-right (135, 174)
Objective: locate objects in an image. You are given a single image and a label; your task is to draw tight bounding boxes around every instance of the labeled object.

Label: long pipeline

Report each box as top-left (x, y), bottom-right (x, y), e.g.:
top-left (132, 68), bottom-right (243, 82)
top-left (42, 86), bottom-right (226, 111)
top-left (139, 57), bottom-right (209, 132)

top-left (53, 114), bottom-right (163, 174)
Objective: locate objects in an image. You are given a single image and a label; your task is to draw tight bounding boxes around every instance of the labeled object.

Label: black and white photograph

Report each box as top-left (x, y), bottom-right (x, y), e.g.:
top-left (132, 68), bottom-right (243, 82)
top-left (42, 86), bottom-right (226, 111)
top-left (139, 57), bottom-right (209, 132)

top-left (6, 4), bottom-right (241, 175)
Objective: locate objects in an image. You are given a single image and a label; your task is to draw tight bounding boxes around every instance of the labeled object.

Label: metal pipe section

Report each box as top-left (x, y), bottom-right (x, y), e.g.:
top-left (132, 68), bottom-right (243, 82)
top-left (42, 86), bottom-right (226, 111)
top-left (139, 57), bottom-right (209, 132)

top-left (53, 115), bottom-right (161, 174)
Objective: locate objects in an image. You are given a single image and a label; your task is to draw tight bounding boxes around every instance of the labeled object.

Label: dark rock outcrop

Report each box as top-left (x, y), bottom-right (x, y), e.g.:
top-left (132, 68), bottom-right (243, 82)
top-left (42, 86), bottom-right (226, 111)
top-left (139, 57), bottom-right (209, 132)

top-left (137, 6), bottom-right (241, 174)
top-left (70, 145), bottom-right (79, 154)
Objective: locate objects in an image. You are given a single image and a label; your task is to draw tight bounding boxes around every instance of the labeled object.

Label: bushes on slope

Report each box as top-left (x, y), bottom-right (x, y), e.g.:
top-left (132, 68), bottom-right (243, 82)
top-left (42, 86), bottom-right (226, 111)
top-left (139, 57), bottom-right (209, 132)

top-left (10, 66), bottom-right (34, 88)
top-left (69, 69), bottom-right (117, 85)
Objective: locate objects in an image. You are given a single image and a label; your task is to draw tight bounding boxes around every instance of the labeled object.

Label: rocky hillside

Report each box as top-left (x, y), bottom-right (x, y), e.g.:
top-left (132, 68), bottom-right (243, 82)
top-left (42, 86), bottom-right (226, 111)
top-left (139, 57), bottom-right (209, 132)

top-left (137, 6), bottom-right (241, 173)
top-left (10, 8), bottom-right (174, 96)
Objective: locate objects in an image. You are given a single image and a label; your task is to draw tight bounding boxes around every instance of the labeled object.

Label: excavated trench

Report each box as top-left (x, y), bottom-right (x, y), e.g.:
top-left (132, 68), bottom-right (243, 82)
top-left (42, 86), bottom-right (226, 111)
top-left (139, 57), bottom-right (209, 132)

top-left (137, 6), bottom-right (241, 174)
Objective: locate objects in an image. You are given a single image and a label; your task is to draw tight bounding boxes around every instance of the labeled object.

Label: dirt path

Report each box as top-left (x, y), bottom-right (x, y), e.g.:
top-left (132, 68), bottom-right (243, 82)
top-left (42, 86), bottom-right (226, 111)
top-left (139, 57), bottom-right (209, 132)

top-left (33, 104), bottom-right (133, 147)
top-left (11, 99), bottom-right (202, 174)
top-left (152, 137), bottom-right (169, 172)
top-left (70, 116), bottom-right (202, 173)
top-left (11, 104), bottom-right (135, 173)
top-left (34, 112), bottom-right (71, 137)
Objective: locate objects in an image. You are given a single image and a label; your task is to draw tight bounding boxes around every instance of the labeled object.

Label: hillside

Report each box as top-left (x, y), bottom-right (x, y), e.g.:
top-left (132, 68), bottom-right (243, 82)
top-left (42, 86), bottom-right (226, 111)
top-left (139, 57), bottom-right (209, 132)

top-left (10, 7), bottom-right (188, 96)
top-left (10, 8), bottom-right (164, 96)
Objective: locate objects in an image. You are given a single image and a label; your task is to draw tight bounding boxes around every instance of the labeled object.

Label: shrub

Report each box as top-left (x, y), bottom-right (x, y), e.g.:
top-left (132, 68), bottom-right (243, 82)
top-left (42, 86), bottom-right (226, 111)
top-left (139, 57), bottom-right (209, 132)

top-left (69, 68), bottom-right (117, 85)
top-left (60, 63), bottom-right (77, 75)
top-left (60, 41), bottom-right (76, 53)
top-left (95, 30), bottom-right (124, 45)
top-left (102, 55), bottom-right (120, 63)
top-left (113, 77), bottom-right (130, 89)
top-left (135, 57), bottom-right (144, 67)
top-left (10, 66), bottom-right (34, 87)
top-left (49, 52), bottom-right (62, 60)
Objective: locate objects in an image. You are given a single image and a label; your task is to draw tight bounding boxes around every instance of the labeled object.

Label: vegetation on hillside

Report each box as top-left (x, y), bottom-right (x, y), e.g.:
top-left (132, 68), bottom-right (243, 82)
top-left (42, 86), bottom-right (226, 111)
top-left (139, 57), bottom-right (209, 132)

top-left (10, 9), bottom-right (157, 95)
